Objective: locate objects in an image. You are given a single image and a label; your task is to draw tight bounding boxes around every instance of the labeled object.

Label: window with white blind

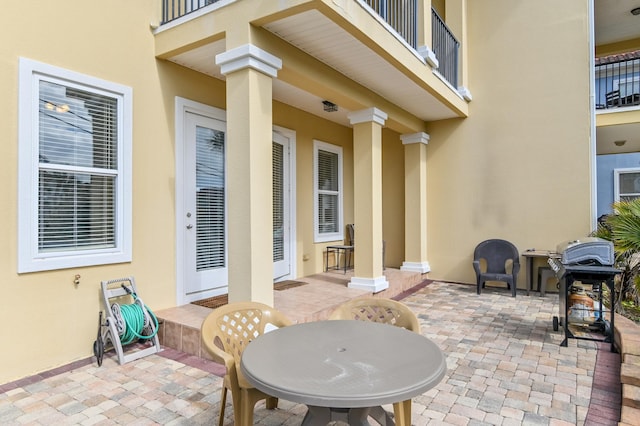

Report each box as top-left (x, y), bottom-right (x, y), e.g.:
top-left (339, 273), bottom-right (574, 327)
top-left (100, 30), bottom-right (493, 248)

top-left (18, 58), bottom-right (132, 272)
top-left (313, 140), bottom-right (343, 242)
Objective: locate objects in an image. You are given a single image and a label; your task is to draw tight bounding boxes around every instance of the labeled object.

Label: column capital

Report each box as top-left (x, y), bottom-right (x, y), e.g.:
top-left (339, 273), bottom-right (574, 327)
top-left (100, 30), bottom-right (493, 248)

top-left (401, 132), bottom-right (430, 145)
top-left (348, 107), bottom-right (387, 126)
top-left (215, 44), bottom-right (282, 78)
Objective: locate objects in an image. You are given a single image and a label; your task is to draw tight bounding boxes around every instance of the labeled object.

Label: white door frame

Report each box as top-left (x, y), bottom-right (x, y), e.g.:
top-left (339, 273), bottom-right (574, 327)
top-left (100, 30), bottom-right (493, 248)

top-left (175, 99), bottom-right (297, 303)
top-left (175, 97), bottom-right (228, 305)
top-left (273, 125), bottom-right (297, 282)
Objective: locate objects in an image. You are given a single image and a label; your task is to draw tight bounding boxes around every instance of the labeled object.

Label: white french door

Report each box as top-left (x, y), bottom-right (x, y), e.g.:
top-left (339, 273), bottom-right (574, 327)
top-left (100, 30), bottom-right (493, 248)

top-left (273, 131), bottom-right (292, 281)
top-left (183, 111), bottom-right (228, 298)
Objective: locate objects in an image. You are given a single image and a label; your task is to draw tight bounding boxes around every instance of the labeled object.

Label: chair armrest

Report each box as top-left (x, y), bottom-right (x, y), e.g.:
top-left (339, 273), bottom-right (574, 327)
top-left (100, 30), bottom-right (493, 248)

top-left (201, 335), bottom-right (235, 371)
top-left (472, 260), bottom-right (481, 276)
top-left (512, 260), bottom-right (521, 277)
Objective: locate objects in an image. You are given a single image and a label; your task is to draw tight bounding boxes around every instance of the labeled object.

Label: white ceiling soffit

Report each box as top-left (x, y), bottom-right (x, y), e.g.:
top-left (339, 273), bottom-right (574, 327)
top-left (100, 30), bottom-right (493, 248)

top-left (168, 9), bottom-right (458, 126)
top-left (595, 0), bottom-right (640, 46)
top-left (263, 9), bottom-right (456, 122)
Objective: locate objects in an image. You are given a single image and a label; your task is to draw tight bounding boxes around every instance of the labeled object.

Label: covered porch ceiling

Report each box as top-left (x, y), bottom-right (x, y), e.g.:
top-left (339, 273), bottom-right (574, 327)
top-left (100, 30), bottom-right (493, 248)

top-left (157, 5), bottom-right (466, 131)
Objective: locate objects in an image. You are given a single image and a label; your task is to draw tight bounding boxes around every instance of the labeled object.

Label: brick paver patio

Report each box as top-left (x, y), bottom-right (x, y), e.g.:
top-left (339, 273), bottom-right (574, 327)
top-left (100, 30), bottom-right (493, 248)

top-left (0, 281), bottom-right (621, 425)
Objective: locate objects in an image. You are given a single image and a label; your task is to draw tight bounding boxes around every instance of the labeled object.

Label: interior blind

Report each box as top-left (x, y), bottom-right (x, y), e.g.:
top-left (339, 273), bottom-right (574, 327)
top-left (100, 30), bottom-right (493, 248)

top-left (317, 149), bottom-right (339, 234)
top-left (273, 142), bottom-right (284, 262)
top-left (195, 126), bottom-right (225, 271)
top-left (38, 80), bottom-right (117, 251)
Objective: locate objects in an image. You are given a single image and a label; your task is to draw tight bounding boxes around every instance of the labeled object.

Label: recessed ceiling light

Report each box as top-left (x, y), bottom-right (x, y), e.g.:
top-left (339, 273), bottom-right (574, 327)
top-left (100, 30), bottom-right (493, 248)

top-left (631, 7), bottom-right (640, 15)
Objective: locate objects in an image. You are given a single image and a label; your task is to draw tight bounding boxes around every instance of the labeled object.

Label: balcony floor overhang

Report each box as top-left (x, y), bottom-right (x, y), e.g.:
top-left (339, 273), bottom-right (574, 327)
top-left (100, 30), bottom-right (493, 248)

top-left (154, 0), bottom-right (468, 133)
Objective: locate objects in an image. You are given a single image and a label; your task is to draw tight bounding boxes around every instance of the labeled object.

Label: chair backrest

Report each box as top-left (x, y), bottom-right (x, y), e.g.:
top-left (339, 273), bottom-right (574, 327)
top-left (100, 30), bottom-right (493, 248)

top-left (328, 297), bottom-right (420, 333)
top-left (201, 302), bottom-right (293, 387)
top-left (606, 90), bottom-right (620, 106)
top-left (347, 223), bottom-right (355, 246)
top-left (473, 239), bottom-right (519, 274)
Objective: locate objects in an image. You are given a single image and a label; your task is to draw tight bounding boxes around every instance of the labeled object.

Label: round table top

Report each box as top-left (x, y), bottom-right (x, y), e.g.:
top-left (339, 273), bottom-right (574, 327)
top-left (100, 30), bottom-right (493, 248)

top-left (240, 320), bottom-right (447, 408)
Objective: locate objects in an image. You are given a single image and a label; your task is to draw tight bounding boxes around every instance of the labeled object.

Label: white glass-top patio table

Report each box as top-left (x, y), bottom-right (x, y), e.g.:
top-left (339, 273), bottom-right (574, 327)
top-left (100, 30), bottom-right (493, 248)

top-left (240, 319), bottom-right (447, 426)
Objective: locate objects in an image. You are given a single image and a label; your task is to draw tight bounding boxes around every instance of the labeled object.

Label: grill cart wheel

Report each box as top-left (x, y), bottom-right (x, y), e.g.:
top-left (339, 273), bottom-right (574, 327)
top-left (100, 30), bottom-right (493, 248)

top-left (553, 316), bottom-right (559, 331)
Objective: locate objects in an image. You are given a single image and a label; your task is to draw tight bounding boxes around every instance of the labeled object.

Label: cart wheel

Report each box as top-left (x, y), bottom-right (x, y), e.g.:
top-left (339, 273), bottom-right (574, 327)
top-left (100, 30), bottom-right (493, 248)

top-left (93, 336), bottom-right (104, 366)
top-left (553, 316), bottom-right (559, 331)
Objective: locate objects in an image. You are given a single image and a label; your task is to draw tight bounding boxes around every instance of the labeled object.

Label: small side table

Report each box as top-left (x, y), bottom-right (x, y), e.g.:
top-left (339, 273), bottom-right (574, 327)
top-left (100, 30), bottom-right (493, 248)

top-left (521, 249), bottom-right (555, 296)
top-left (325, 245), bottom-right (353, 274)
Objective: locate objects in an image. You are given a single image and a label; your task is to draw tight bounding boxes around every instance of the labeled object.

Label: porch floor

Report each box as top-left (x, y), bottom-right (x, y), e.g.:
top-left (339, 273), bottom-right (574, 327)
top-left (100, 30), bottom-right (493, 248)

top-left (154, 268), bottom-right (426, 360)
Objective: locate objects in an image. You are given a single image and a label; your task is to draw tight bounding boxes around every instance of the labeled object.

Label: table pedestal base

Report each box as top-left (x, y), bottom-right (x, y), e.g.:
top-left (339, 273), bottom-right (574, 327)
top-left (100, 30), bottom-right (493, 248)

top-left (302, 406), bottom-right (372, 426)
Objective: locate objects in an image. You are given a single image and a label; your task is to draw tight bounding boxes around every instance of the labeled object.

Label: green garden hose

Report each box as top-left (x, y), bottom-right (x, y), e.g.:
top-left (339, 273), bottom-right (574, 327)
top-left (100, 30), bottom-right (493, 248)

top-left (111, 296), bottom-right (159, 346)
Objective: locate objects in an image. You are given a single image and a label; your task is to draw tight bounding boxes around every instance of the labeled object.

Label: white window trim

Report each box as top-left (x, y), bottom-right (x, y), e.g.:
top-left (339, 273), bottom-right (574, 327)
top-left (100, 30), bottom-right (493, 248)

top-left (313, 140), bottom-right (344, 243)
top-left (18, 58), bottom-right (132, 273)
top-left (614, 167), bottom-right (640, 203)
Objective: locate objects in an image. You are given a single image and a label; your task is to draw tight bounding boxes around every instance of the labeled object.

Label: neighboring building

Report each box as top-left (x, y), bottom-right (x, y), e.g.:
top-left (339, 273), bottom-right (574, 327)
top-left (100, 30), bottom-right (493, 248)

top-left (595, 22), bottom-right (640, 217)
top-left (0, 0), bottom-right (619, 383)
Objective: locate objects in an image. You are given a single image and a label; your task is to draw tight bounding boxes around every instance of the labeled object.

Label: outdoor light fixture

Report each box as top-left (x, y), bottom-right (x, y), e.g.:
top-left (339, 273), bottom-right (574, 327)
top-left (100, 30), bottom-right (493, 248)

top-left (322, 100), bottom-right (338, 112)
top-left (614, 140), bottom-right (627, 147)
top-left (631, 7), bottom-right (640, 15)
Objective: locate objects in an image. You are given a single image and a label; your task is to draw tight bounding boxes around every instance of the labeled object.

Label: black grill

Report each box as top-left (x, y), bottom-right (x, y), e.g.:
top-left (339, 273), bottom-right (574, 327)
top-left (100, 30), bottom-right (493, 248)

top-left (549, 238), bottom-right (619, 351)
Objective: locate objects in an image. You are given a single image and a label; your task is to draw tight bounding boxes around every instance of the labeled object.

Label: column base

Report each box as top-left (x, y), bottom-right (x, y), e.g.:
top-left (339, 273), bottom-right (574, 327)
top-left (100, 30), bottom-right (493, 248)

top-left (400, 261), bottom-right (431, 274)
top-left (348, 276), bottom-right (389, 293)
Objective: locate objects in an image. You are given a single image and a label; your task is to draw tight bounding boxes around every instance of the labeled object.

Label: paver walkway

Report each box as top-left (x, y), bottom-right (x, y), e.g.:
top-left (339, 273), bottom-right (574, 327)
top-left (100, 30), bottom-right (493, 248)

top-left (0, 282), bottom-right (620, 425)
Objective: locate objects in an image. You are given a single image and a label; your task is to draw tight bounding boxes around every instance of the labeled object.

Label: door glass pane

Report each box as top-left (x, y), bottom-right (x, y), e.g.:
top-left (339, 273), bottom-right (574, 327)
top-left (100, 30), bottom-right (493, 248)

top-left (195, 126), bottom-right (225, 271)
top-left (273, 142), bottom-right (284, 262)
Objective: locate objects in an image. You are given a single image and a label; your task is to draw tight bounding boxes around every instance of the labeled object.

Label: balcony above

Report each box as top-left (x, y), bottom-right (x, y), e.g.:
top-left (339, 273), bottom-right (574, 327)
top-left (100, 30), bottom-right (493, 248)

top-left (595, 50), bottom-right (640, 111)
top-left (155, 0), bottom-right (468, 132)
top-left (595, 50), bottom-right (640, 154)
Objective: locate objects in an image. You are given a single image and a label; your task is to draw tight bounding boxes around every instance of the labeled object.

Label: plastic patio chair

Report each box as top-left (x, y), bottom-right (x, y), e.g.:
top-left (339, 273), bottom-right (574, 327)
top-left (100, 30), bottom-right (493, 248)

top-left (472, 239), bottom-right (520, 297)
top-left (201, 302), bottom-right (293, 426)
top-left (328, 297), bottom-right (421, 425)
top-left (328, 297), bottom-right (420, 332)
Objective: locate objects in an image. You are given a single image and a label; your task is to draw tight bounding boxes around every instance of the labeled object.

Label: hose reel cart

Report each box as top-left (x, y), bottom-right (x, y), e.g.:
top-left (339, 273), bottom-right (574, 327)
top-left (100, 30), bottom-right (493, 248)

top-left (93, 277), bottom-right (162, 366)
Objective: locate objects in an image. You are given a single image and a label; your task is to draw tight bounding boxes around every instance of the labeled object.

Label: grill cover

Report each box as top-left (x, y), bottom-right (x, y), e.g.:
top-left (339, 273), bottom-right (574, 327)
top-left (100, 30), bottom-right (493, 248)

top-left (556, 237), bottom-right (614, 266)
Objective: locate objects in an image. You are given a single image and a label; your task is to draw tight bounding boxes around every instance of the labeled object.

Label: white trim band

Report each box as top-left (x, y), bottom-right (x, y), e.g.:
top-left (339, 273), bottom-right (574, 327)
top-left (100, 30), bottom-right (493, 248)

top-left (401, 132), bottom-right (430, 145)
top-left (401, 261), bottom-right (431, 274)
top-left (349, 276), bottom-right (389, 293)
top-left (216, 44), bottom-right (282, 78)
top-left (348, 107), bottom-right (388, 126)
top-left (417, 45), bottom-right (439, 69)
top-left (458, 86), bottom-right (473, 101)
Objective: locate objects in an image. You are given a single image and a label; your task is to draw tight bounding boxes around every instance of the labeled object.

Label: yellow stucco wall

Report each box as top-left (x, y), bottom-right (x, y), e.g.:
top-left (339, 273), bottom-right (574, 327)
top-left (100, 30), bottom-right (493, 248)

top-left (0, 0), bottom-right (594, 384)
top-left (0, 0), bottom-right (366, 385)
top-left (425, 0), bottom-right (593, 284)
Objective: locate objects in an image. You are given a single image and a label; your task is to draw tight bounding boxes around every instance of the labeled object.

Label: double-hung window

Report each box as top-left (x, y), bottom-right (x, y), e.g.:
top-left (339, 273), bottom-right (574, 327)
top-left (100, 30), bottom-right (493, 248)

top-left (313, 140), bottom-right (343, 242)
top-left (18, 58), bottom-right (132, 272)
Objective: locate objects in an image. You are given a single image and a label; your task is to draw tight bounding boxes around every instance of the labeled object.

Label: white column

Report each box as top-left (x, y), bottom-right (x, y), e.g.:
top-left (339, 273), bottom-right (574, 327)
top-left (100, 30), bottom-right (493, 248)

top-left (348, 107), bottom-right (389, 293)
top-left (401, 132), bottom-right (431, 274)
top-left (216, 44), bottom-right (282, 305)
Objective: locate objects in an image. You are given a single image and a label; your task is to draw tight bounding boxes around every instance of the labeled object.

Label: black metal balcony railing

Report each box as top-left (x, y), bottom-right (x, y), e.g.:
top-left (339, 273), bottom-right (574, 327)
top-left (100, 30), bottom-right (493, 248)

top-left (595, 51), bottom-right (640, 110)
top-left (431, 8), bottom-right (459, 88)
top-left (363, 0), bottom-right (417, 49)
top-left (161, 0), bottom-right (220, 24)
